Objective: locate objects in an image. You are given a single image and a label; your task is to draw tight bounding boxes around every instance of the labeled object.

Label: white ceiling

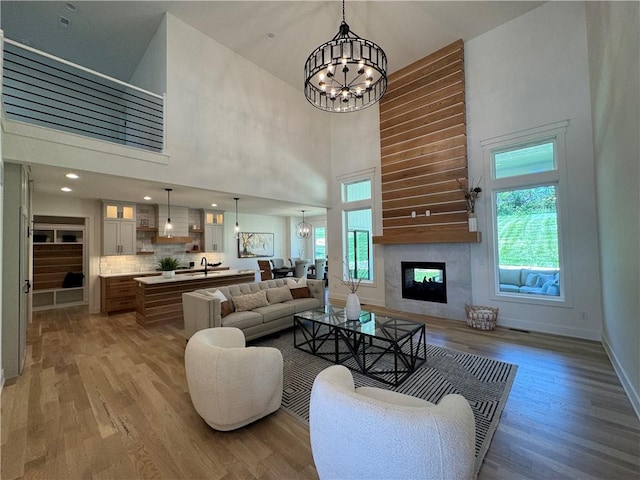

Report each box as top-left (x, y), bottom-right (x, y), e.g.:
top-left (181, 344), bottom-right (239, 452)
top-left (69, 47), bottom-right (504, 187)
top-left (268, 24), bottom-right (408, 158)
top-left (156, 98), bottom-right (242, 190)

top-left (2, 0), bottom-right (544, 216)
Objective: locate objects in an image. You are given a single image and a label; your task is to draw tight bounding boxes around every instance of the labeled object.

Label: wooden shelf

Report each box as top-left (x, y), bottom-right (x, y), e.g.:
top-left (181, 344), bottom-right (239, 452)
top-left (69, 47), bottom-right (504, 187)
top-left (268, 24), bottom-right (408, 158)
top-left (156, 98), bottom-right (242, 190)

top-left (137, 227), bottom-right (157, 232)
top-left (152, 236), bottom-right (192, 244)
top-left (136, 251), bottom-right (155, 255)
top-left (373, 231), bottom-right (481, 244)
top-left (189, 228), bottom-right (204, 233)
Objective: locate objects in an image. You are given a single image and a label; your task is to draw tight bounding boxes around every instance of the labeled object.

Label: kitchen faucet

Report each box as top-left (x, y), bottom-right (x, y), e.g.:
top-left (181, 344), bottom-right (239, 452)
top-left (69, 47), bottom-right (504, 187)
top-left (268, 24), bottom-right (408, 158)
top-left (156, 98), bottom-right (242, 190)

top-left (201, 256), bottom-right (208, 276)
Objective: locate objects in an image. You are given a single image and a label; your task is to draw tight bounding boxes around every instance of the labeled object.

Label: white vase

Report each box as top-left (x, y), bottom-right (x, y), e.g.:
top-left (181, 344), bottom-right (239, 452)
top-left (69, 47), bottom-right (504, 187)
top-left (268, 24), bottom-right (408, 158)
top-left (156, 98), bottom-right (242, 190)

top-left (468, 213), bottom-right (478, 232)
top-left (345, 293), bottom-right (361, 321)
top-left (162, 270), bottom-right (175, 278)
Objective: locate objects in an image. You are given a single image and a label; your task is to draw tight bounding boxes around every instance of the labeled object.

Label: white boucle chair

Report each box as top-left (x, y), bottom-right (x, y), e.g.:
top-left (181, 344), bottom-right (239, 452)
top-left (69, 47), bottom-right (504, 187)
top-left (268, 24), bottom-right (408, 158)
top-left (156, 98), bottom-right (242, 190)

top-left (185, 327), bottom-right (283, 431)
top-left (309, 365), bottom-right (476, 480)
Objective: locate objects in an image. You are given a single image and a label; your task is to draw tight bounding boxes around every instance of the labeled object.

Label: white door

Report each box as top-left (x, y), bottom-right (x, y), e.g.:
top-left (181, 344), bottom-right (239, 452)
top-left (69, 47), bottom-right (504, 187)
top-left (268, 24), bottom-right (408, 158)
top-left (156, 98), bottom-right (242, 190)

top-left (18, 210), bottom-right (30, 374)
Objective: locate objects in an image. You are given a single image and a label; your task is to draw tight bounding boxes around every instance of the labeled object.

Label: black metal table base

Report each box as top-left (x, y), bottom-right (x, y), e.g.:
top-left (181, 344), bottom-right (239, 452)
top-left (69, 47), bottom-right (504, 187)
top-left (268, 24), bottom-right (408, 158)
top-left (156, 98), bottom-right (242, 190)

top-left (294, 317), bottom-right (426, 387)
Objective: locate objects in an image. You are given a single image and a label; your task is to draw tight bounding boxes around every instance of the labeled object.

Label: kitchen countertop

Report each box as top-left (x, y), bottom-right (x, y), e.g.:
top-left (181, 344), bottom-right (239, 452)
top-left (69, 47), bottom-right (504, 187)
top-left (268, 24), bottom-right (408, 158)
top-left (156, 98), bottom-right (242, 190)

top-left (99, 267), bottom-right (225, 278)
top-left (133, 269), bottom-right (257, 285)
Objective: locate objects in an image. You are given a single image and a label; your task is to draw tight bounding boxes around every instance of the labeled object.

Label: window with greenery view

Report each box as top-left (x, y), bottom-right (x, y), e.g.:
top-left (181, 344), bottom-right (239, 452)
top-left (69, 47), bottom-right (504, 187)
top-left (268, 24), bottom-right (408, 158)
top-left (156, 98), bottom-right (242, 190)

top-left (314, 226), bottom-right (326, 260)
top-left (492, 139), bottom-right (563, 298)
top-left (340, 175), bottom-right (374, 283)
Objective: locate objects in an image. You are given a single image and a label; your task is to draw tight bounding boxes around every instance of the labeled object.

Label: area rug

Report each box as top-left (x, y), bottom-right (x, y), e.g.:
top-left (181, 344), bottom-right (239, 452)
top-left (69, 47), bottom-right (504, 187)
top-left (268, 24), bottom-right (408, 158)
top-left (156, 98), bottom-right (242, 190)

top-left (255, 329), bottom-right (518, 476)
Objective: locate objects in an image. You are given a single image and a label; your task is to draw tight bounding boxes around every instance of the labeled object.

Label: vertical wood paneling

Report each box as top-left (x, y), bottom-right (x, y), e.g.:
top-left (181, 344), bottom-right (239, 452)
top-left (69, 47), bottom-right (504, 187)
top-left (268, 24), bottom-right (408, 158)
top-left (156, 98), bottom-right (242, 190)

top-left (376, 40), bottom-right (470, 243)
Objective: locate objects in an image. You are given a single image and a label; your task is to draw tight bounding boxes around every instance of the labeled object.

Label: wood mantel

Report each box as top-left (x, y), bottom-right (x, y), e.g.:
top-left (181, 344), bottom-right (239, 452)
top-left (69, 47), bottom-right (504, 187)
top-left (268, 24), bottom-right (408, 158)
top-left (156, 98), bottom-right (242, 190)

top-left (373, 230), bottom-right (481, 245)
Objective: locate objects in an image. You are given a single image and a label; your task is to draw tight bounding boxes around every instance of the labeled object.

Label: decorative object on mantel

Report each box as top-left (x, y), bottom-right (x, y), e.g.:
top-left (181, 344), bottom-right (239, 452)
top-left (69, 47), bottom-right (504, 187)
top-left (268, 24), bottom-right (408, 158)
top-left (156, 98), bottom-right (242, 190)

top-left (296, 210), bottom-right (312, 239)
top-left (163, 188), bottom-right (173, 238)
top-left (157, 257), bottom-right (180, 278)
top-left (335, 260), bottom-right (366, 321)
top-left (304, 0), bottom-right (387, 113)
top-left (457, 178), bottom-right (482, 232)
top-left (465, 304), bottom-right (498, 331)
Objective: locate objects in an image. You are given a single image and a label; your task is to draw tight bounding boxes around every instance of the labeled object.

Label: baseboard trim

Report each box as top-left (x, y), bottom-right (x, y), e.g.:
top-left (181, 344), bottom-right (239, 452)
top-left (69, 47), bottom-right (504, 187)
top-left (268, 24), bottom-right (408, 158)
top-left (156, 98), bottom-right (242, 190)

top-left (602, 334), bottom-right (640, 420)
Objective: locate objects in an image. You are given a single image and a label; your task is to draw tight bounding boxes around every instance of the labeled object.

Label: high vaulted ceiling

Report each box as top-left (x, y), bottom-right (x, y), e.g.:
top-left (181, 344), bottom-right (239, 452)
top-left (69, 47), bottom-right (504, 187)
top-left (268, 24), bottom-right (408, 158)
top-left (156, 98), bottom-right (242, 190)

top-left (1, 1), bottom-right (544, 215)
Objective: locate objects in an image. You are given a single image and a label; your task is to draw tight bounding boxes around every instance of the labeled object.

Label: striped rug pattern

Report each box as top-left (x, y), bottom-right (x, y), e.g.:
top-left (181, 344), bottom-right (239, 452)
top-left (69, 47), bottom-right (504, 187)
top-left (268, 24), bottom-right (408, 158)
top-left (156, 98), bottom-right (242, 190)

top-left (256, 330), bottom-right (517, 475)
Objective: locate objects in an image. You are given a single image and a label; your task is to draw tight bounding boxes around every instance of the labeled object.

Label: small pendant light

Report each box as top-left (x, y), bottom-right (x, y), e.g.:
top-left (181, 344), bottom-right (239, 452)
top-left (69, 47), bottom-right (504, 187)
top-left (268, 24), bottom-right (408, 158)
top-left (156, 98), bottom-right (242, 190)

top-left (164, 188), bottom-right (173, 238)
top-left (234, 197), bottom-right (240, 238)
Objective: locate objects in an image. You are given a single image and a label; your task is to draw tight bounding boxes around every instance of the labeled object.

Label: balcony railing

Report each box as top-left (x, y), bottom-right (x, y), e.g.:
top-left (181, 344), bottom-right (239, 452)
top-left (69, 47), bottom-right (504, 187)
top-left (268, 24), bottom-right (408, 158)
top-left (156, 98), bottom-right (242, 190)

top-left (2, 37), bottom-right (165, 153)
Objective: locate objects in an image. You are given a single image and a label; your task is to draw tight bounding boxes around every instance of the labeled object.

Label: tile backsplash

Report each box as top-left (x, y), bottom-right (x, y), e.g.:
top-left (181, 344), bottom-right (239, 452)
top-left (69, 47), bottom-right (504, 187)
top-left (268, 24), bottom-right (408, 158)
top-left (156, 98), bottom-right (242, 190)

top-left (99, 244), bottom-right (225, 274)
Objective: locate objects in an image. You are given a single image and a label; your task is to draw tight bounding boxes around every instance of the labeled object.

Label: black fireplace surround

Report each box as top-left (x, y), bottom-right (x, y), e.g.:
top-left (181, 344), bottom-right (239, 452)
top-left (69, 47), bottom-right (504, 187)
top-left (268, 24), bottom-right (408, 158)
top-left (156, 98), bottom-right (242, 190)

top-left (401, 261), bottom-right (447, 304)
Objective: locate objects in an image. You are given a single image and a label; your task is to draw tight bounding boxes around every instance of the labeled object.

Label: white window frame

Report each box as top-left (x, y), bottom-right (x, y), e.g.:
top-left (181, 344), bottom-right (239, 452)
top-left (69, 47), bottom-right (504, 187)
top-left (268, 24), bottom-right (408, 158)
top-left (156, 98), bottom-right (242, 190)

top-left (337, 168), bottom-right (376, 286)
top-left (481, 120), bottom-right (574, 307)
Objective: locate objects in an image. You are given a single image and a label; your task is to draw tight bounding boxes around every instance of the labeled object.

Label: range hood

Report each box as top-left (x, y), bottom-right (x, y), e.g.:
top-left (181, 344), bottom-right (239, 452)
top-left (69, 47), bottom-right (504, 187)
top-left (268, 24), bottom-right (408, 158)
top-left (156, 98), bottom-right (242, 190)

top-left (153, 205), bottom-right (191, 243)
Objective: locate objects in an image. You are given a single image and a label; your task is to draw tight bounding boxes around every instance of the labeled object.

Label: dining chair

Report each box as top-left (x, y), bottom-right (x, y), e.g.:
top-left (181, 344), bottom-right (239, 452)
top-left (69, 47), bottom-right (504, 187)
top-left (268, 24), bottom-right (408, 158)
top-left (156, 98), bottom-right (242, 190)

top-left (257, 260), bottom-right (273, 281)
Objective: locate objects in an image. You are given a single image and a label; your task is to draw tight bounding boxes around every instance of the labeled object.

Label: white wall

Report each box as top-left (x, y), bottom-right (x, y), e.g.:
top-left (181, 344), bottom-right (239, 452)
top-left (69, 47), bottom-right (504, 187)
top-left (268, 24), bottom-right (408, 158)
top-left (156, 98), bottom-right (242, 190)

top-left (327, 107), bottom-right (386, 306)
top-left (465, 1), bottom-right (603, 339)
top-left (164, 14), bottom-right (330, 209)
top-left (586, 1), bottom-right (640, 416)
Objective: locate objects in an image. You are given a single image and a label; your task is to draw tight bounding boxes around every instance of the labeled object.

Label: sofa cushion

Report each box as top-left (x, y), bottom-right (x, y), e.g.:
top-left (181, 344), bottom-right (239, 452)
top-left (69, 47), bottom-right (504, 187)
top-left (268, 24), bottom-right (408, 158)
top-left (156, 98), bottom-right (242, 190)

top-left (499, 268), bottom-right (521, 286)
top-left (266, 286), bottom-right (294, 304)
top-left (253, 303), bottom-right (295, 322)
top-left (233, 290), bottom-right (269, 312)
top-left (291, 286), bottom-right (311, 299)
top-left (287, 297), bottom-right (322, 312)
top-left (221, 311), bottom-right (263, 330)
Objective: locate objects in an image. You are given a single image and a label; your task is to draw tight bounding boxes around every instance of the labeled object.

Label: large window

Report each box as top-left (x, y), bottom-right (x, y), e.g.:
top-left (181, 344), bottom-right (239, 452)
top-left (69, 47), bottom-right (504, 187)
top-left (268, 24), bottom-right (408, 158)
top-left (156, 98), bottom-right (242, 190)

top-left (483, 122), bottom-right (569, 303)
top-left (314, 226), bottom-right (326, 260)
top-left (340, 174), bottom-right (374, 283)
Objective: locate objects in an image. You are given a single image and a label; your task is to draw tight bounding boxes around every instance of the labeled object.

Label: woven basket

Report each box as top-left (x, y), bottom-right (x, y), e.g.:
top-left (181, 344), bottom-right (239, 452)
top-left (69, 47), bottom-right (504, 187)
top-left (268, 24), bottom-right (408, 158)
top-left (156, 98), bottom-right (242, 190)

top-left (465, 305), bottom-right (498, 331)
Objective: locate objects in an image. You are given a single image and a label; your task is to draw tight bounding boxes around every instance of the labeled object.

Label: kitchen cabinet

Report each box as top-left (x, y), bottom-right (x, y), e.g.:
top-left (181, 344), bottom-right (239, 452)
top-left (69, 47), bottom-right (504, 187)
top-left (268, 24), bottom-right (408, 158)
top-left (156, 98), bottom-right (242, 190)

top-left (104, 201), bottom-right (136, 221)
top-left (103, 201), bottom-right (136, 255)
top-left (203, 209), bottom-right (224, 252)
top-left (103, 219), bottom-right (136, 255)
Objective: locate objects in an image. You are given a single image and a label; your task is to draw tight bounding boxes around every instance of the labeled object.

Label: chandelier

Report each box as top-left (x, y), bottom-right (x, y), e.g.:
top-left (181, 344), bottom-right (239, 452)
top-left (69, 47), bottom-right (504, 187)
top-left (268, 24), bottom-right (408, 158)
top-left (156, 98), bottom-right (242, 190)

top-left (296, 210), bottom-right (312, 239)
top-left (304, 0), bottom-right (387, 113)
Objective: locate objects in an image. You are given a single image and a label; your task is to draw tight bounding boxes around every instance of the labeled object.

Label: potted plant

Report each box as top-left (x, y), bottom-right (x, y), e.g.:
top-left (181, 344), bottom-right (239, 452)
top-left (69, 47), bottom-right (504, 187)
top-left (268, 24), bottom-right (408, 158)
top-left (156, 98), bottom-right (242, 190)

top-left (158, 257), bottom-right (180, 278)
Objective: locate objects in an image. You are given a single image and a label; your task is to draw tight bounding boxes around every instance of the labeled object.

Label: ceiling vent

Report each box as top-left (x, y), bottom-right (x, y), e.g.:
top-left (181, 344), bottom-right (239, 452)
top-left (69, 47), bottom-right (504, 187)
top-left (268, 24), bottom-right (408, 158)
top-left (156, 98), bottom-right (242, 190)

top-left (59, 16), bottom-right (71, 29)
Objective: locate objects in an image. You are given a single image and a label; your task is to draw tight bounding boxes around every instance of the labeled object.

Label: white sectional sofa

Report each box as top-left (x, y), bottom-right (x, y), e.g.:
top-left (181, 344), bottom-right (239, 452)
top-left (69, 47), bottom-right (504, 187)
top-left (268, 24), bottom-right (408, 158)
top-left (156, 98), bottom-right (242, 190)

top-left (182, 277), bottom-right (325, 341)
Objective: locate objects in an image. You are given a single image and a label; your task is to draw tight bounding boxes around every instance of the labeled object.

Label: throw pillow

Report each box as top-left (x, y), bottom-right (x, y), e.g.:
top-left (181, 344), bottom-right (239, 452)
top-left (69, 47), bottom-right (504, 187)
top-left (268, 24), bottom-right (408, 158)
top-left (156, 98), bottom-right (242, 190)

top-left (290, 286), bottom-right (311, 299)
top-left (220, 301), bottom-right (233, 318)
top-left (266, 286), bottom-right (293, 304)
top-left (524, 273), bottom-right (539, 287)
top-left (203, 289), bottom-right (227, 302)
top-left (232, 290), bottom-right (269, 312)
top-left (287, 277), bottom-right (307, 289)
top-left (535, 273), bottom-right (555, 288)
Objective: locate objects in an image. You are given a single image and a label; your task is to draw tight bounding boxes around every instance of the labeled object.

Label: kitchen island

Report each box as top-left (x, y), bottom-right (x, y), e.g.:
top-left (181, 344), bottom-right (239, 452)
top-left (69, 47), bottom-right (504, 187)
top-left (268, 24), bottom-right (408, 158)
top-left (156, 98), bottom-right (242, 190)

top-left (134, 269), bottom-right (256, 328)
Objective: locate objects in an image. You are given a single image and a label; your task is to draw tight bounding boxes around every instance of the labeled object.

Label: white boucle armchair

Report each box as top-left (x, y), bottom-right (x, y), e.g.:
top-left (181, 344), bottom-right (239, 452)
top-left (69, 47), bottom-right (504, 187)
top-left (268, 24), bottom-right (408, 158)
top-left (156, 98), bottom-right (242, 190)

top-left (309, 365), bottom-right (476, 480)
top-left (185, 327), bottom-right (283, 431)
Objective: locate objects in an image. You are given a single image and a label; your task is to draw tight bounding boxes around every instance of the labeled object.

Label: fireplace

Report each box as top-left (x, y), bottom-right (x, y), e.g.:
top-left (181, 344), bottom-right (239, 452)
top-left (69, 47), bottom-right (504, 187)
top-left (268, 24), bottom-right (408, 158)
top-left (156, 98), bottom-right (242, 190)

top-left (401, 261), bottom-right (447, 303)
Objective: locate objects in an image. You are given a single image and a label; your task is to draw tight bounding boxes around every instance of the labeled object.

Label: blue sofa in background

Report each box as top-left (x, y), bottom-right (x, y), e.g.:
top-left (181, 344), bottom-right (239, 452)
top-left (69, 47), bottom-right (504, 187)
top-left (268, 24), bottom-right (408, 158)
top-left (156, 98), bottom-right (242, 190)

top-left (499, 267), bottom-right (560, 296)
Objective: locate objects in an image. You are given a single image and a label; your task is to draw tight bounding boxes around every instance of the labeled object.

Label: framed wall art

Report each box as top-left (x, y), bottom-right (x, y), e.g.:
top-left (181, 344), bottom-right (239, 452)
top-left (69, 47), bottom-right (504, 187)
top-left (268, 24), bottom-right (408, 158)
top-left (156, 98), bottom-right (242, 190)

top-left (238, 232), bottom-right (274, 258)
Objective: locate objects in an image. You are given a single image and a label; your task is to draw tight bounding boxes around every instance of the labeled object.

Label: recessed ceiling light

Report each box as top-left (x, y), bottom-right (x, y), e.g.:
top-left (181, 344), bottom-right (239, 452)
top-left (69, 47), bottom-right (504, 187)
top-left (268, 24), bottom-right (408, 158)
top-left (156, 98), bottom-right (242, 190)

top-left (61, 187), bottom-right (72, 192)
top-left (65, 173), bottom-right (79, 179)
top-left (267, 33), bottom-right (275, 40)
top-left (211, 203), bottom-right (218, 207)
top-left (143, 196), bottom-right (152, 201)
top-left (64, 2), bottom-right (77, 12)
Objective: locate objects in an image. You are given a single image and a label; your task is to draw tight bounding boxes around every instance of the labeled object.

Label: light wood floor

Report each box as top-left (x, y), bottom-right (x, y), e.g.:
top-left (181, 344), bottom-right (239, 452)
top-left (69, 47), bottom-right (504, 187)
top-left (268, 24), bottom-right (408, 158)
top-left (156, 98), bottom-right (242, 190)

top-left (2, 305), bottom-right (639, 479)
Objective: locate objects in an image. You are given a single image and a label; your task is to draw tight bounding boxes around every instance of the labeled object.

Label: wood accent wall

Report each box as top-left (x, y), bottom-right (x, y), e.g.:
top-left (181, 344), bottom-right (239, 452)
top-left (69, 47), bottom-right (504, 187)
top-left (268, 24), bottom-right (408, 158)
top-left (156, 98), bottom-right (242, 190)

top-left (374, 40), bottom-right (479, 244)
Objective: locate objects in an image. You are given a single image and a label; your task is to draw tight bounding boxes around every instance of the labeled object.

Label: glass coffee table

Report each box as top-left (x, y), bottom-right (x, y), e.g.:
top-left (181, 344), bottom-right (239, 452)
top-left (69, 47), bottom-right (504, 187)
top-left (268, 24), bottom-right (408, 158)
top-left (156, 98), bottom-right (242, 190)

top-left (294, 305), bottom-right (426, 387)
